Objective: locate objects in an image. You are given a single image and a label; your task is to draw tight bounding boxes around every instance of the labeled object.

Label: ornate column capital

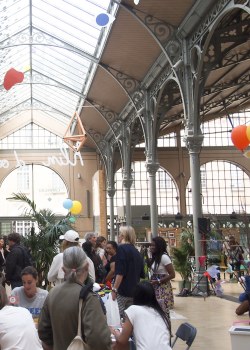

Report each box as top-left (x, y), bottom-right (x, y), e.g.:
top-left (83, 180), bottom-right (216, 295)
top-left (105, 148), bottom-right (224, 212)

top-left (184, 133), bottom-right (203, 154)
top-left (107, 188), bottom-right (116, 197)
top-left (123, 179), bottom-right (133, 189)
top-left (146, 162), bottom-right (160, 175)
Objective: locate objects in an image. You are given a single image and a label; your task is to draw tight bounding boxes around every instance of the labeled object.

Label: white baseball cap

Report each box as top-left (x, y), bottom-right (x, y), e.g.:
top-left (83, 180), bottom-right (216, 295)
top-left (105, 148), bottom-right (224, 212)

top-left (60, 230), bottom-right (79, 243)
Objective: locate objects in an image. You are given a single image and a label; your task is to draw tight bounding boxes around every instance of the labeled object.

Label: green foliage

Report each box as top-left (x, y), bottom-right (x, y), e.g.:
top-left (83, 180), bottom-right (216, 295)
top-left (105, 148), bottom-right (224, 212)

top-left (171, 228), bottom-right (194, 281)
top-left (7, 192), bottom-right (72, 288)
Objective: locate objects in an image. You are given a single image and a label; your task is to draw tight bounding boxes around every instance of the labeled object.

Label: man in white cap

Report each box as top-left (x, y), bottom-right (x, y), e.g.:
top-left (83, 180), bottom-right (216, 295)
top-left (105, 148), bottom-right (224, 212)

top-left (48, 230), bottom-right (95, 285)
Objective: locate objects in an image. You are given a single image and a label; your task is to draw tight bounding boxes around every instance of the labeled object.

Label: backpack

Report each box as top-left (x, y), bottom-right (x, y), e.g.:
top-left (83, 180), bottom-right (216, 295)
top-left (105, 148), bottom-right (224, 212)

top-left (79, 281), bottom-right (106, 315)
top-left (17, 246), bottom-right (34, 268)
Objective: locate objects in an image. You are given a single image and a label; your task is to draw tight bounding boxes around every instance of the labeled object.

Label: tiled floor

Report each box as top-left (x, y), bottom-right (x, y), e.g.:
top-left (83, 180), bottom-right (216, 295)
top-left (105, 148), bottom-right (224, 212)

top-left (171, 279), bottom-right (249, 350)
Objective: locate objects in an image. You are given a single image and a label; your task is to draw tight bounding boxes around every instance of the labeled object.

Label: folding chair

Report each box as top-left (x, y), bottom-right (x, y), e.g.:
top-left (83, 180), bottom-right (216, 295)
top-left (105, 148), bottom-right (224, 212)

top-left (172, 322), bottom-right (197, 350)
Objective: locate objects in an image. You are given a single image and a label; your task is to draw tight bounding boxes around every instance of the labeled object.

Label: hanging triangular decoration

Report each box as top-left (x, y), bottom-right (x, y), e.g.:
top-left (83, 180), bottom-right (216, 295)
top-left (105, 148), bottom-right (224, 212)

top-left (63, 112), bottom-right (87, 152)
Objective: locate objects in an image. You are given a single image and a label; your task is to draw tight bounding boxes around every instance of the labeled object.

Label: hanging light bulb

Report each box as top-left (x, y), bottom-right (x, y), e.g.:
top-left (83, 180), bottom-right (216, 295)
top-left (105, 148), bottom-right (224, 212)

top-left (134, 0), bottom-right (140, 5)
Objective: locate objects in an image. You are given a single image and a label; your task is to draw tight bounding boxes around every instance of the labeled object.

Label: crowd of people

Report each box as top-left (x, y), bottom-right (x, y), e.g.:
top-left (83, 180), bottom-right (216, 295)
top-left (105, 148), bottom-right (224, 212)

top-left (0, 226), bottom-right (176, 349)
top-left (1, 226), bottom-right (248, 349)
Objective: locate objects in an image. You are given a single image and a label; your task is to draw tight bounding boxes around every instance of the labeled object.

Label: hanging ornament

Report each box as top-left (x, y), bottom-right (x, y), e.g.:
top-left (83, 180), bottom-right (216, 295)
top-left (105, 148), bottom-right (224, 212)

top-left (63, 198), bottom-right (73, 210)
top-left (3, 68), bottom-right (24, 90)
top-left (95, 12), bottom-right (115, 27)
top-left (231, 125), bottom-right (249, 151)
top-left (70, 201), bottom-right (82, 215)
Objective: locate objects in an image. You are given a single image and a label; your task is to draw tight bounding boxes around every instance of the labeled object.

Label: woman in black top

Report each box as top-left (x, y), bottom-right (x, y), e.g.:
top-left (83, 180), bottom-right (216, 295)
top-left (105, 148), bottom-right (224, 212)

top-left (82, 241), bottom-right (106, 283)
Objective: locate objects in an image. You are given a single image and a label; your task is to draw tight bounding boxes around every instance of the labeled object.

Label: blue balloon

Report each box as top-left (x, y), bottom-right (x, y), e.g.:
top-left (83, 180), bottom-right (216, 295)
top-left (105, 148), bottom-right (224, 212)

top-left (96, 13), bottom-right (109, 27)
top-left (63, 199), bottom-right (73, 210)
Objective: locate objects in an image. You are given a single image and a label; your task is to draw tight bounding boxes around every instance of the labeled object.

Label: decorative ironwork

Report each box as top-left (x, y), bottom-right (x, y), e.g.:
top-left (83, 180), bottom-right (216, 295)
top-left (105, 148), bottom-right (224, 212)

top-left (93, 103), bottom-right (118, 123)
top-left (123, 178), bottom-right (133, 189)
top-left (145, 162), bottom-right (160, 175)
top-left (190, 0), bottom-right (230, 46)
top-left (144, 15), bottom-right (175, 44)
top-left (149, 65), bottom-right (172, 98)
top-left (0, 27), bottom-right (98, 62)
top-left (184, 133), bottom-right (204, 153)
top-left (100, 63), bottom-right (140, 94)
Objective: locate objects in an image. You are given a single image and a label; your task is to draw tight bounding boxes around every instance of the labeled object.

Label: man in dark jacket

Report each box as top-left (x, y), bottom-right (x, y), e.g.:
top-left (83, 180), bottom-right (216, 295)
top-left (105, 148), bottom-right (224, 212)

top-left (5, 232), bottom-right (27, 289)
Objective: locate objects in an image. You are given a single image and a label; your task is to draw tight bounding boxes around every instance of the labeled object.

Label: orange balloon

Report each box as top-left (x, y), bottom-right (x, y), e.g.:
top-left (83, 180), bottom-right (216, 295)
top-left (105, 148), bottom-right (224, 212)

top-left (231, 125), bottom-right (249, 150)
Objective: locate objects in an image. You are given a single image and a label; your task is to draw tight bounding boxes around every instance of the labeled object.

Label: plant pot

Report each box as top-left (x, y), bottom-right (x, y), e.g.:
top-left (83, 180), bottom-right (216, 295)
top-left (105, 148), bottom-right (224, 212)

top-left (178, 280), bottom-right (191, 292)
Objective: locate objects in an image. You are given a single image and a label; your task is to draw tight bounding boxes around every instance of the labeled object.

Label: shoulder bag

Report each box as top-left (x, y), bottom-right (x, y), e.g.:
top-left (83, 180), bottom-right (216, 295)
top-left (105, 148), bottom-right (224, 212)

top-left (67, 298), bottom-right (89, 350)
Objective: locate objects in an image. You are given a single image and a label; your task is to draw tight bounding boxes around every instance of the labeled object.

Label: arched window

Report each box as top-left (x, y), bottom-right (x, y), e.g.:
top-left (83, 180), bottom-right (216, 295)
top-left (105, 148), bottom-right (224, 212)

top-left (186, 161), bottom-right (250, 215)
top-left (0, 165), bottom-right (68, 218)
top-left (107, 162), bottom-right (178, 216)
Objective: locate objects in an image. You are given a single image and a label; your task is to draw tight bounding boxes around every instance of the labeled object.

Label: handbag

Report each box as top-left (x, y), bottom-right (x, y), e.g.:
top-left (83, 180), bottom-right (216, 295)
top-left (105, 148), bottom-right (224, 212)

top-left (67, 299), bottom-right (89, 350)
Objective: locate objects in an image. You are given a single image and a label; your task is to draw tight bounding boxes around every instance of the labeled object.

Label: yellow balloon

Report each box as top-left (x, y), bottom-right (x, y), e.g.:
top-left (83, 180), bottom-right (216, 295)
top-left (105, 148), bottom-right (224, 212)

top-left (246, 125), bottom-right (250, 142)
top-left (70, 200), bottom-right (82, 215)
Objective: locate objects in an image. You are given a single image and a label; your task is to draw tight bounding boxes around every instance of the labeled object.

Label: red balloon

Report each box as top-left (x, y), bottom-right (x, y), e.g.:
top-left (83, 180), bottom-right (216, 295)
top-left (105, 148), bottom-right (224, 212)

top-left (231, 125), bottom-right (249, 151)
top-left (3, 68), bottom-right (24, 90)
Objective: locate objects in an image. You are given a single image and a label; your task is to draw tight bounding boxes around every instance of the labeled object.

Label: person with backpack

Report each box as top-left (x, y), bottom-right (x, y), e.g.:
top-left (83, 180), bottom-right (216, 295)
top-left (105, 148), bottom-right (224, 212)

top-left (5, 232), bottom-right (33, 289)
top-left (149, 236), bottom-right (175, 314)
top-left (38, 246), bottom-right (111, 350)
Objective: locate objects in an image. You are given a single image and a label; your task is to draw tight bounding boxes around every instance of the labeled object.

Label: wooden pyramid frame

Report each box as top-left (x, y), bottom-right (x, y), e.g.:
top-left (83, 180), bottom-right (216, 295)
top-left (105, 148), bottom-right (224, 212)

top-left (63, 112), bottom-right (87, 152)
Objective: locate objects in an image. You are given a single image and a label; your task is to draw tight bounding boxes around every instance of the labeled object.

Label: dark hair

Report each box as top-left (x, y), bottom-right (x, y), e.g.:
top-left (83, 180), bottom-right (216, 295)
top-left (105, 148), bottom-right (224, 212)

top-left (21, 266), bottom-right (38, 279)
top-left (8, 232), bottom-right (21, 244)
top-left (133, 281), bottom-right (171, 333)
top-left (150, 236), bottom-right (168, 270)
top-left (96, 236), bottom-right (106, 248)
top-left (107, 241), bottom-right (118, 251)
top-left (82, 240), bottom-right (94, 259)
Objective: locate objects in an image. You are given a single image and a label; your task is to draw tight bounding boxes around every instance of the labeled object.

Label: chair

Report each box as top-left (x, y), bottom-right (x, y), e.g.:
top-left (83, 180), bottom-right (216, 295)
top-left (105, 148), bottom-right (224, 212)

top-left (172, 322), bottom-right (197, 350)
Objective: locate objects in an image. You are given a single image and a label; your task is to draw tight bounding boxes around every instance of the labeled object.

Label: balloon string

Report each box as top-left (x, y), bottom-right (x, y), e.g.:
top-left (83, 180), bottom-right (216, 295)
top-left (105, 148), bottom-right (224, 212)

top-left (223, 101), bottom-right (234, 129)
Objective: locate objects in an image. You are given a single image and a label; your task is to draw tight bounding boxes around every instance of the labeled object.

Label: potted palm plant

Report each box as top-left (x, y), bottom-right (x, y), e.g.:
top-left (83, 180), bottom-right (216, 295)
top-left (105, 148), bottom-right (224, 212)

top-left (171, 246), bottom-right (192, 291)
top-left (8, 192), bottom-right (72, 288)
top-left (171, 229), bottom-right (194, 292)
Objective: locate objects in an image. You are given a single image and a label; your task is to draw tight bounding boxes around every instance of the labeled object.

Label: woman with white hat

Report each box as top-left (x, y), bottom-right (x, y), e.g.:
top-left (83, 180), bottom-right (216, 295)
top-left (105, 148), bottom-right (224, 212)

top-left (48, 230), bottom-right (95, 285)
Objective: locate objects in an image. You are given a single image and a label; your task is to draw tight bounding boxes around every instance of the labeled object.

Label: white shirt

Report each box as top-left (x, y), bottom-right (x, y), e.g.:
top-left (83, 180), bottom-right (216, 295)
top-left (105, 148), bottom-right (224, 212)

top-left (0, 248), bottom-right (5, 262)
top-left (0, 306), bottom-right (42, 350)
top-left (97, 247), bottom-right (105, 259)
top-left (125, 305), bottom-right (171, 350)
top-left (48, 252), bottom-right (95, 284)
top-left (151, 254), bottom-right (172, 275)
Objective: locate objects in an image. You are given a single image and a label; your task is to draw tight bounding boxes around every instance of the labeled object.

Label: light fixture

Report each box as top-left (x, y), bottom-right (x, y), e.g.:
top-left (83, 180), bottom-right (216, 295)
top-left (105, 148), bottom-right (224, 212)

top-left (134, 0), bottom-right (140, 4)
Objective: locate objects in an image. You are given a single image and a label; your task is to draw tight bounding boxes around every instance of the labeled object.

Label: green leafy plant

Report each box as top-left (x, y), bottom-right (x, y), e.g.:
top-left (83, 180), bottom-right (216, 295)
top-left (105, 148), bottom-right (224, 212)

top-left (7, 192), bottom-right (72, 288)
top-left (171, 229), bottom-right (194, 288)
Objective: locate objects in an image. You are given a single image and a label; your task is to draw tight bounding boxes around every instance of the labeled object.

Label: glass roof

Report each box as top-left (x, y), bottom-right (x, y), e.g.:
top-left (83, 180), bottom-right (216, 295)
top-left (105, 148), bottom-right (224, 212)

top-left (0, 0), bottom-right (116, 127)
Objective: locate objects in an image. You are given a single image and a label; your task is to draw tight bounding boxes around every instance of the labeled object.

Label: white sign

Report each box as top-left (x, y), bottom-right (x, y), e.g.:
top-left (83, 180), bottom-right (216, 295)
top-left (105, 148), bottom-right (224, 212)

top-left (0, 146), bottom-right (84, 169)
